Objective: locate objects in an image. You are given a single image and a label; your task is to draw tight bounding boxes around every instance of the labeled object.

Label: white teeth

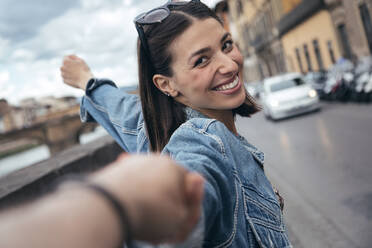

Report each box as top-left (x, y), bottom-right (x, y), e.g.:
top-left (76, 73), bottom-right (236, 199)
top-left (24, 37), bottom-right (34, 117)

top-left (215, 76), bottom-right (239, 91)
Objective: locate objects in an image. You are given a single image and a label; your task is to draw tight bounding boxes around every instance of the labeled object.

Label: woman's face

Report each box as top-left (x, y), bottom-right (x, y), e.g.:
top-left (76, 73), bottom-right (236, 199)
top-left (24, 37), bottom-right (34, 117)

top-left (168, 18), bottom-right (246, 116)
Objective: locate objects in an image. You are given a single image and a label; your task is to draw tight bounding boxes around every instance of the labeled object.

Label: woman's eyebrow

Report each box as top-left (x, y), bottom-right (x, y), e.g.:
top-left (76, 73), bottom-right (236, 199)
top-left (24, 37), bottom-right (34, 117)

top-left (220, 32), bottom-right (231, 44)
top-left (190, 47), bottom-right (212, 59)
top-left (189, 47), bottom-right (211, 62)
top-left (188, 32), bottom-right (232, 63)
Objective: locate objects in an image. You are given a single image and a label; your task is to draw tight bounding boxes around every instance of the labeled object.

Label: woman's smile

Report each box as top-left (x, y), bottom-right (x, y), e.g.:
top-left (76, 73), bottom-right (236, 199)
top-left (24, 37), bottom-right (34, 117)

top-left (212, 74), bottom-right (242, 95)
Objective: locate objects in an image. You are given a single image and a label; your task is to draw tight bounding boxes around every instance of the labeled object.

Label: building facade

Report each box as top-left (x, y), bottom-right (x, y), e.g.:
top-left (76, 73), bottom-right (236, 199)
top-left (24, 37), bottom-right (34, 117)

top-left (0, 96), bottom-right (80, 133)
top-left (278, 0), bottom-right (343, 73)
top-left (0, 99), bottom-right (12, 133)
top-left (279, 0), bottom-right (372, 73)
top-left (326, 0), bottom-right (372, 60)
top-left (228, 0), bottom-right (288, 82)
top-left (225, 0), bottom-right (372, 77)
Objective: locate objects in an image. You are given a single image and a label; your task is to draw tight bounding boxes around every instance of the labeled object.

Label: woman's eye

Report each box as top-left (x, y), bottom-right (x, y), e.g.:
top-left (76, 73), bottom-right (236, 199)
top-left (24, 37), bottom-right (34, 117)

top-left (194, 56), bottom-right (208, 67)
top-left (223, 40), bottom-right (233, 52)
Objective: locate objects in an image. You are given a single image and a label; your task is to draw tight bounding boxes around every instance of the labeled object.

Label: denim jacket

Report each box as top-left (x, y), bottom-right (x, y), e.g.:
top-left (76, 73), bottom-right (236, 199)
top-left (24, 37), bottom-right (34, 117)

top-left (80, 79), bottom-right (292, 248)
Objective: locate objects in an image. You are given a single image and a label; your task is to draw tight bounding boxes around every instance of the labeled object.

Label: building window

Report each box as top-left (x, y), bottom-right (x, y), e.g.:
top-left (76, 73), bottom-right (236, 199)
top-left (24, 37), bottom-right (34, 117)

top-left (312, 39), bottom-right (324, 70)
top-left (295, 48), bottom-right (304, 73)
top-left (267, 5), bottom-right (274, 28)
top-left (337, 23), bottom-right (353, 59)
top-left (236, 0), bottom-right (243, 15)
top-left (303, 44), bottom-right (312, 72)
top-left (0, 117), bottom-right (4, 133)
top-left (274, 51), bottom-right (287, 74)
top-left (279, 49), bottom-right (287, 73)
top-left (359, 3), bottom-right (372, 54)
top-left (257, 16), bottom-right (266, 39)
top-left (243, 25), bottom-right (251, 43)
top-left (241, 26), bottom-right (250, 56)
top-left (327, 40), bottom-right (336, 64)
top-left (274, 53), bottom-right (280, 74)
top-left (258, 63), bottom-right (265, 80)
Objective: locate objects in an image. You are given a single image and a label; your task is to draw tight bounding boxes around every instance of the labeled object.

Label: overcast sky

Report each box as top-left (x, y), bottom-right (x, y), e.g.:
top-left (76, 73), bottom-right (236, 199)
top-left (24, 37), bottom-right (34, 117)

top-left (0, 0), bottom-right (219, 105)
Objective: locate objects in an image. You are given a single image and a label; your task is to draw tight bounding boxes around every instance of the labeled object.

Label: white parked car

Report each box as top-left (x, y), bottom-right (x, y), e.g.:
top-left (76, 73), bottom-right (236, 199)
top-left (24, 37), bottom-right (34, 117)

top-left (260, 73), bottom-right (321, 120)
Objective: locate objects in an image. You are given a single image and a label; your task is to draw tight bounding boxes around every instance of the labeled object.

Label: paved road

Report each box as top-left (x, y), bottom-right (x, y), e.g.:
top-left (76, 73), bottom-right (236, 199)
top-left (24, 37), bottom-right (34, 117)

top-left (236, 102), bottom-right (372, 248)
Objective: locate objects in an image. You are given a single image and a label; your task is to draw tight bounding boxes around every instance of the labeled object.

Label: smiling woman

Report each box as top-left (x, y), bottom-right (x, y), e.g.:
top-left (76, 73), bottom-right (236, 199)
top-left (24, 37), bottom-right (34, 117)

top-left (61, 1), bottom-right (292, 247)
top-left (135, 3), bottom-right (258, 151)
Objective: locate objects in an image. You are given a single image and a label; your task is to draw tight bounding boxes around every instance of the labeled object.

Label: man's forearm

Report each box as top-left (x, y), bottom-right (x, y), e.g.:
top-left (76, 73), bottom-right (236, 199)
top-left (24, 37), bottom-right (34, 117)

top-left (0, 154), bottom-right (204, 247)
top-left (0, 187), bottom-right (122, 248)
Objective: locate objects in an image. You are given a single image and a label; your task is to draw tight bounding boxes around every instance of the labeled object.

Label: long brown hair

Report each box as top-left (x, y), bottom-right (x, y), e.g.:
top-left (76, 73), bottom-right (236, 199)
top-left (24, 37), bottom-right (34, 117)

top-left (138, 1), bottom-right (260, 152)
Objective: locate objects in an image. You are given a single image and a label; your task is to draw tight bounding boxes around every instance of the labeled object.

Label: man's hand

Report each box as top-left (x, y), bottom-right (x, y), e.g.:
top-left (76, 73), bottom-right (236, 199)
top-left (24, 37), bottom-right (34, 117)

top-left (60, 55), bottom-right (93, 90)
top-left (92, 154), bottom-right (204, 244)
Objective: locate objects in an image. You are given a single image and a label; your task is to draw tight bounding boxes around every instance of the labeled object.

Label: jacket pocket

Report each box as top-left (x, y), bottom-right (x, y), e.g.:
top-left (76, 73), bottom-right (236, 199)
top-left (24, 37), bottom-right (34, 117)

top-left (242, 185), bottom-right (291, 248)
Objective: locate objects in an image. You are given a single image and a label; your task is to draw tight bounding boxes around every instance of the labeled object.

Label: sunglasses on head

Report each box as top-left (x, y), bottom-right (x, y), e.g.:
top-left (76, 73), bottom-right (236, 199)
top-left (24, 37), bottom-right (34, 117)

top-left (134, 0), bottom-right (201, 62)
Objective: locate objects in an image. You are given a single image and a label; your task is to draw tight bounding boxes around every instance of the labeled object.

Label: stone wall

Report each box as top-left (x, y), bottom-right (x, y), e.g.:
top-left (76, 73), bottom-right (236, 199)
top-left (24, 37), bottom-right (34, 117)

top-left (0, 136), bottom-right (123, 210)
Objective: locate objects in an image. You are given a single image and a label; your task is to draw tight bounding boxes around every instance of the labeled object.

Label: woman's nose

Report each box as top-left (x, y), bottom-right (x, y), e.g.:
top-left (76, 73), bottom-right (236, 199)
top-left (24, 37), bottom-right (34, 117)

top-left (216, 53), bottom-right (238, 75)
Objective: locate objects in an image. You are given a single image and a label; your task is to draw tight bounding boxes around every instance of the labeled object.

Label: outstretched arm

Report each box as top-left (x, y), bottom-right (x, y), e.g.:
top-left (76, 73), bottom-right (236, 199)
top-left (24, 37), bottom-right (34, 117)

top-left (0, 154), bottom-right (204, 248)
top-left (60, 55), bottom-right (144, 152)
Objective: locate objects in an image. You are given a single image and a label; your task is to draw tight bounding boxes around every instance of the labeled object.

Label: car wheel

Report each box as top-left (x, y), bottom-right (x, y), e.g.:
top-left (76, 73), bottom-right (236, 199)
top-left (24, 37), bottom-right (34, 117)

top-left (270, 114), bottom-right (278, 122)
top-left (263, 109), bottom-right (271, 120)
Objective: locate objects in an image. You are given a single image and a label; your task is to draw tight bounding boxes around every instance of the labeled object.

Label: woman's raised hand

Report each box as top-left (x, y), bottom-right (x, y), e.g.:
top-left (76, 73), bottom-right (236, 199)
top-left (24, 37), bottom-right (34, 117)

top-left (60, 55), bottom-right (94, 90)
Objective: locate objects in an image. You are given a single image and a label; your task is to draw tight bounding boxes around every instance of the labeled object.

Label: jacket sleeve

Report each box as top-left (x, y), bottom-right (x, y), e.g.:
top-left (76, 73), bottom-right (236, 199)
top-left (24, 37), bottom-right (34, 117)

top-left (80, 78), bottom-right (144, 153)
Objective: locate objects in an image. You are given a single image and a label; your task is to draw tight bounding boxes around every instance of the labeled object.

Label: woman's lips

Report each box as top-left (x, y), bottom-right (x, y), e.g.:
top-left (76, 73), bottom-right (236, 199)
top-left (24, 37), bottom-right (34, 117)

top-left (213, 75), bottom-right (242, 95)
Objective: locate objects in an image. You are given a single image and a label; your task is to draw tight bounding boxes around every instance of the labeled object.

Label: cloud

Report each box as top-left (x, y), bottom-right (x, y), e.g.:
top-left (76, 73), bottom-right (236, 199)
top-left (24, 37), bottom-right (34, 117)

top-left (0, 71), bottom-right (13, 100)
top-left (0, 71), bottom-right (10, 84)
top-left (11, 49), bottom-right (36, 61)
top-left (11, 1), bottom-right (140, 63)
top-left (0, 0), bottom-right (78, 43)
top-left (1, 0), bottom-right (219, 105)
top-left (3, 59), bottom-right (85, 103)
top-left (0, 37), bottom-right (10, 58)
top-left (0, 85), bottom-right (15, 100)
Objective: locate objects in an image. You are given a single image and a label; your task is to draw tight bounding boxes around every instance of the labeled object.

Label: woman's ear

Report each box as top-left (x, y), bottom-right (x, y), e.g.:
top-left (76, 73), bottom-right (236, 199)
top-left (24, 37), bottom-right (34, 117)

top-left (153, 74), bottom-right (179, 97)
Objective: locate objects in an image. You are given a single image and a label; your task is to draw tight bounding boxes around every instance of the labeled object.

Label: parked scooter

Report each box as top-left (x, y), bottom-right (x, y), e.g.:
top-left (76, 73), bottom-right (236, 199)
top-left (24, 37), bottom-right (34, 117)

top-left (334, 72), bottom-right (353, 102)
top-left (353, 72), bottom-right (369, 102)
top-left (364, 75), bottom-right (372, 102)
top-left (304, 56), bottom-right (372, 103)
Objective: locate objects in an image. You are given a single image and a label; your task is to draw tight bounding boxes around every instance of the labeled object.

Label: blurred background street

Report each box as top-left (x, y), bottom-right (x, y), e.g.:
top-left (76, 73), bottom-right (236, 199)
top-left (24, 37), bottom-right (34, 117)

top-left (237, 102), bottom-right (372, 248)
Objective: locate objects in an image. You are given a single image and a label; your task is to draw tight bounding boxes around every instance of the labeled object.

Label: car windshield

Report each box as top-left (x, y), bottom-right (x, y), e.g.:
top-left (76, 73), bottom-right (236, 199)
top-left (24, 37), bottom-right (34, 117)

top-left (269, 78), bottom-right (305, 92)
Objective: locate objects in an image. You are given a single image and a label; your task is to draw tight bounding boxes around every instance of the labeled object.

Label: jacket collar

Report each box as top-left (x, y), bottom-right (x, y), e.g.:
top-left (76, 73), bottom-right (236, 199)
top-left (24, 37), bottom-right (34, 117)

top-left (185, 107), bottom-right (208, 120)
top-left (185, 107), bottom-right (265, 166)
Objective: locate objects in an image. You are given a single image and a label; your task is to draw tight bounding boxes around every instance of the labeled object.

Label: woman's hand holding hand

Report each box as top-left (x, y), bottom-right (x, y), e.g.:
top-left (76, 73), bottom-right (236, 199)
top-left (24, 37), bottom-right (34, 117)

top-left (60, 55), bottom-right (93, 90)
top-left (92, 154), bottom-right (205, 244)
